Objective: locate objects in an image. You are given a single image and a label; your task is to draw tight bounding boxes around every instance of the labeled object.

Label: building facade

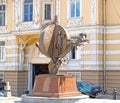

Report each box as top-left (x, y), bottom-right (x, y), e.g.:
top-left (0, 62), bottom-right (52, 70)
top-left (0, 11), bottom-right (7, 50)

top-left (0, 0), bottom-right (120, 96)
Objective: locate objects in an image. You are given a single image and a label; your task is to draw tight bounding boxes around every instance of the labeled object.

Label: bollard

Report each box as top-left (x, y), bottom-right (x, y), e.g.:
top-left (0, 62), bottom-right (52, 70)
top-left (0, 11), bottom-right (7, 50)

top-left (113, 88), bottom-right (117, 100)
top-left (4, 81), bottom-right (11, 97)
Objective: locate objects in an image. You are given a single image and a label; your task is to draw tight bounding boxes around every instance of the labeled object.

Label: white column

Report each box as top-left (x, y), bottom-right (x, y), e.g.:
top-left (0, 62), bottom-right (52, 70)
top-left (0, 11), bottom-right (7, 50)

top-left (91, 0), bottom-right (96, 25)
top-left (33, 0), bottom-right (40, 24)
top-left (56, 0), bottom-right (61, 24)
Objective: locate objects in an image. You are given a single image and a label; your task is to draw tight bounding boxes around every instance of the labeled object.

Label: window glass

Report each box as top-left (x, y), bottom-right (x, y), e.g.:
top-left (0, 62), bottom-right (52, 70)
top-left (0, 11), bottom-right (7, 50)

top-left (23, 0), bottom-right (33, 22)
top-left (71, 1), bottom-right (75, 17)
top-left (0, 72), bottom-right (4, 81)
top-left (0, 41), bottom-right (5, 61)
top-left (45, 4), bottom-right (51, 20)
top-left (72, 47), bottom-right (75, 59)
top-left (70, 0), bottom-right (81, 18)
top-left (76, 1), bottom-right (80, 17)
top-left (0, 5), bottom-right (5, 26)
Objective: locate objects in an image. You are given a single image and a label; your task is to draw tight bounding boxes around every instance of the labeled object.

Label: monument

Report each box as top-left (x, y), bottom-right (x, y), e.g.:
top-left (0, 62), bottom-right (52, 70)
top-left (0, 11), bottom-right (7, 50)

top-left (22, 17), bottom-right (89, 103)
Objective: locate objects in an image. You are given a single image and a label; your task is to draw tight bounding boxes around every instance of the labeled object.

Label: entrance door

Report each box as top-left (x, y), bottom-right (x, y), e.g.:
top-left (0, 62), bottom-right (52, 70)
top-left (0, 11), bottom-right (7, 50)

top-left (32, 64), bottom-right (49, 87)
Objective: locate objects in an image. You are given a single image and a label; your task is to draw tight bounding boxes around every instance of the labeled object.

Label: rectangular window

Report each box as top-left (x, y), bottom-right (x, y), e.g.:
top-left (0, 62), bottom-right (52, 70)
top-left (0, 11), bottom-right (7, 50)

top-left (44, 4), bottom-right (51, 20)
top-left (70, 0), bottom-right (81, 18)
top-left (0, 72), bottom-right (4, 81)
top-left (23, 0), bottom-right (33, 22)
top-left (72, 47), bottom-right (75, 59)
top-left (69, 47), bottom-right (76, 59)
top-left (0, 5), bottom-right (5, 26)
top-left (0, 41), bottom-right (5, 61)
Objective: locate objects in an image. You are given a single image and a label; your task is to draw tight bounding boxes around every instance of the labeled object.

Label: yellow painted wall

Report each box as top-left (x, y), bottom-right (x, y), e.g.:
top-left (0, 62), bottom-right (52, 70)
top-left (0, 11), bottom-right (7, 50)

top-left (97, 44), bottom-right (104, 50)
top-left (60, 0), bottom-right (67, 26)
top-left (97, 55), bottom-right (103, 61)
top-left (6, 49), bottom-right (13, 54)
top-left (106, 34), bottom-right (120, 39)
top-left (82, 0), bottom-right (91, 24)
top-left (96, 0), bottom-right (120, 25)
top-left (106, 54), bottom-right (120, 61)
top-left (106, 44), bottom-right (120, 50)
top-left (106, 0), bottom-right (120, 25)
top-left (84, 55), bottom-right (91, 61)
top-left (97, 34), bottom-right (103, 40)
top-left (96, 0), bottom-right (104, 25)
top-left (6, 0), bottom-right (12, 32)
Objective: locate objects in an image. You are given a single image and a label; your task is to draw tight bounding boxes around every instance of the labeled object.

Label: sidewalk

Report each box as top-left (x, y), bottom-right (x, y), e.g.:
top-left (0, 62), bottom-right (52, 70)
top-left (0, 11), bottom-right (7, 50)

top-left (0, 95), bottom-right (120, 103)
top-left (0, 97), bottom-right (22, 103)
top-left (96, 93), bottom-right (120, 100)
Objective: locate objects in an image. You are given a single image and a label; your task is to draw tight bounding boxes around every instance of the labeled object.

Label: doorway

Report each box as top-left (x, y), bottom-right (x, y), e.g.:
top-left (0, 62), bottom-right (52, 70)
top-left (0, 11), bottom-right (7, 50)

top-left (32, 64), bottom-right (49, 87)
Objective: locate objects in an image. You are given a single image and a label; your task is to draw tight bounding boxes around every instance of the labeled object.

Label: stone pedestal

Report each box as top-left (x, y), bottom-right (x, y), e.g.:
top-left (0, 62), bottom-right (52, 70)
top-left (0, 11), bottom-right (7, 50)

top-left (28, 75), bottom-right (82, 97)
top-left (22, 94), bottom-right (89, 103)
top-left (22, 75), bottom-right (89, 103)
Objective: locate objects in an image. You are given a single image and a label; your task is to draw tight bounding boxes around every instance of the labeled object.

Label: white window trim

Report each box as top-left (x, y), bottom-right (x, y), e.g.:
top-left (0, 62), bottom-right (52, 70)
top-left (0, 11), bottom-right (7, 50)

top-left (22, 0), bottom-right (33, 22)
top-left (67, 0), bottom-right (82, 19)
top-left (0, 1), bottom-right (7, 33)
top-left (0, 72), bottom-right (4, 81)
top-left (43, 1), bottom-right (53, 22)
top-left (0, 0), bottom-right (7, 26)
top-left (0, 41), bottom-right (5, 62)
top-left (13, 0), bottom-right (40, 31)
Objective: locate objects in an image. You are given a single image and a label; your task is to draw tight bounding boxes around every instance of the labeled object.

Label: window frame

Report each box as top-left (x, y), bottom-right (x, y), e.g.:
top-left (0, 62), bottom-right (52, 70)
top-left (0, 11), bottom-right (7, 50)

top-left (43, 1), bottom-right (53, 21)
top-left (0, 41), bottom-right (5, 61)
top-left (71, 47), bottom-right (76, 59)
top-left (68, 0), bottom-right (82, 18)
top-left (23, 0), bottom-right (33, 22)
top-left (0, 4), bottom-right (6, 26)
top-left (44, 3), bottom-right (51, 20)
top-left (0, 72), bottom-right (4, 81)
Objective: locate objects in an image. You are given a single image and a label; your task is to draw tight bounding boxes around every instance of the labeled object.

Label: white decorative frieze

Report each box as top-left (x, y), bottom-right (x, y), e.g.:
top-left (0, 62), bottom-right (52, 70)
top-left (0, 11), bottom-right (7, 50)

top-left (0, 26), bottom-right (7, 33)
top-left (15, 22), bottom-right (39, 31)
top-left (0, 0), bottom-right (6, 4)
top-left (33, 0), bottom-right (40, 24)
top-left (13, 0), bottom-right (40, 31)
top-left (14, 0), bottom-right (20, 27)
top-left (56, 0), bottom-right (60, 24)
top-left (91, 0), bottom-right (96, 24)
top-left (67, 18), bottom-right (82, 27)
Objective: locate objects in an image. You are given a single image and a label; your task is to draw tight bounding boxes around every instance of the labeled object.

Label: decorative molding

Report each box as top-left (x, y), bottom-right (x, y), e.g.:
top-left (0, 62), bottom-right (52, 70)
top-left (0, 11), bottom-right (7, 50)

top-left (13, 0), bottom-right (40, 31)
top-left (0, 0), bottom-right (7, 33)
top-left (56, 0), bottom-right (60, 24)
top-left (67, 0), bottom-right (83, 27)
top-left (0, 0), bottom-right (7, 5)
top-left (91, 0), bottom-right (96, 24)
top-left (33, 0), bottom-right (40, 24)
top-left (67, 18), bottom-right (82, 27)
top-left (0, 26), bottom-right (7, 33)
top-left (42, 0), bottom-right (53, 25)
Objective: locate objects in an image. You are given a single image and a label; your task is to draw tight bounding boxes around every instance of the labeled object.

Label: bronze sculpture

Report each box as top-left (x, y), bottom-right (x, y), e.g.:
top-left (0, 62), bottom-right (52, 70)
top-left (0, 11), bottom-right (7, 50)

top-left (36, 22), bottom-right (88, 74)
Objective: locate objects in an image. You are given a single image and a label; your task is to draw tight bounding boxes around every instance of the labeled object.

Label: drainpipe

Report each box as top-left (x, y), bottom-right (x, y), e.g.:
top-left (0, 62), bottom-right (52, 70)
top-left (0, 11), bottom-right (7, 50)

top-left (103, 0), bottom-right (106, 93)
